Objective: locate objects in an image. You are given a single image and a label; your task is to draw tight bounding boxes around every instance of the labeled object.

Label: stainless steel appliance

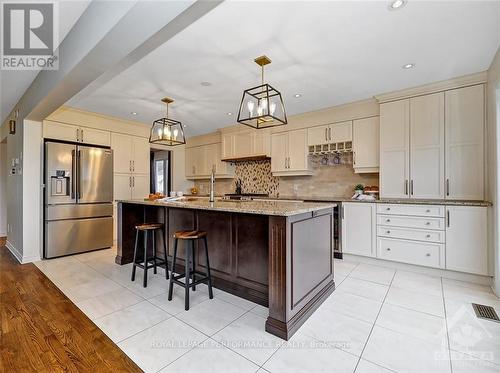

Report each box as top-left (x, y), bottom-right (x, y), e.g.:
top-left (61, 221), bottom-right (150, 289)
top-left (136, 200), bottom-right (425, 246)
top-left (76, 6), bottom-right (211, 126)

top-left (44, 141), bottom-right (113, 258)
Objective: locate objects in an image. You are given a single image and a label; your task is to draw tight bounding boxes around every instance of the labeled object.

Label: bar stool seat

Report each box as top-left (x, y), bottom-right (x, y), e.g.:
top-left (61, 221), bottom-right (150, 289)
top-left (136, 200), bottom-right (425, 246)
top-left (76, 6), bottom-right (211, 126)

top-left (173, 230), bottom-right (207, 239)
top-left (168, 230), bottom-right (213, 310)
top-left (131, 222), bottom-right (169, 287)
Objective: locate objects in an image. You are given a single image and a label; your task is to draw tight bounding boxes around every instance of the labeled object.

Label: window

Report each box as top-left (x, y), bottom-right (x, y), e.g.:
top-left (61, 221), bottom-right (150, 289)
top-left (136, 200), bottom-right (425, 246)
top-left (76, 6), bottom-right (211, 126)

top-left (154, 159), bottom-right (165, 194)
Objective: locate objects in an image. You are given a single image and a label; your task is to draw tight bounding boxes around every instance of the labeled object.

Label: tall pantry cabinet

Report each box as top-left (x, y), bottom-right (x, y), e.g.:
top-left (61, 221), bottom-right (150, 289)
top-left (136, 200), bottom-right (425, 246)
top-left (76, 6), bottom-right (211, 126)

top-left (380, 84), bottom-right (484, 200)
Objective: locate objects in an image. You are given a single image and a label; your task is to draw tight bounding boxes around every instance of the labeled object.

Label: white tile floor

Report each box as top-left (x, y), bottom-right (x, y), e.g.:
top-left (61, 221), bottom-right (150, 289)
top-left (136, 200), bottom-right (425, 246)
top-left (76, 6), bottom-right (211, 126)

top-left (34, 249), bottom-right (500, 373)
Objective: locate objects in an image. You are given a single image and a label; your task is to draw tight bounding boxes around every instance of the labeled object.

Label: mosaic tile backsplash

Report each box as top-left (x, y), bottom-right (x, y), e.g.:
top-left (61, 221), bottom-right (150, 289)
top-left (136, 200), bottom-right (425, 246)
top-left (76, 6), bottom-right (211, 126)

top-left (194, 156), bottom-right (379, 199)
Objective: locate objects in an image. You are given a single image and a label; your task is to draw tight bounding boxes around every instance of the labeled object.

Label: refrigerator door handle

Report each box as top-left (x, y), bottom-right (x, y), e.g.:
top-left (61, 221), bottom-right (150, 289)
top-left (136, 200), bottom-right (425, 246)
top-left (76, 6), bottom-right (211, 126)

top-left (71, 149), bottom-right (76, 199)
top-left (77, 150), bottom-right (82, 199)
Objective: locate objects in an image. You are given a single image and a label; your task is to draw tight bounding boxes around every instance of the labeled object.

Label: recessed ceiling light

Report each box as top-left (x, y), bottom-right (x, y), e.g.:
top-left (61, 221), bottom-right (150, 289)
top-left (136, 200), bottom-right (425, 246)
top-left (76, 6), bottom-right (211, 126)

top-left (131, 111), bottom-right (137, 115)
top-left (200, 81), bottom-right (212, 87)
top-left (402, 63), bottom-right (415, 69)
top-left (294, 94), bottom-right (302, 98)
top-left (388, 0), bottom-right (406, 10)
top-left (227, 112), bottom-right (233, 116)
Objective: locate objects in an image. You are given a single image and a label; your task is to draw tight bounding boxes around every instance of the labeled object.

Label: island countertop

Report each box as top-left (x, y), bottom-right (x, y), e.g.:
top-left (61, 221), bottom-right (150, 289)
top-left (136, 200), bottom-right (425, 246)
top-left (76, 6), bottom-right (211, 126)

top-left (117, 198), bottom-right (337, 216)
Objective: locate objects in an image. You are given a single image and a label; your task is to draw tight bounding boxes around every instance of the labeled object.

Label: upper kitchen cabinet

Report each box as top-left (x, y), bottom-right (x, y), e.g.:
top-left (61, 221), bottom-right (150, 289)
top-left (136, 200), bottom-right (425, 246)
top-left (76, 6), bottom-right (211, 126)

top-left (380, 86), bottom-right (482, 200)
top-left (380, 99), bottom-right (410, 198)
top-left (111, 133), bottom-right (150, 175)
top-left (352, 117), bottom-right (379, 173)
top-left (221, 128), bottom-right (271, 160)
top-left (445, 85), bottom-right (484, 200)
top-left (409, 92), bottom-right (445, 199)
top-left (307, 121), bottom-right (352, 148)
top-left (43, 120), bottom-right (111, 147)
top-left (186, 143), bottom-right (234, 179)
top-left (271, 129), bottom-right (312, 176)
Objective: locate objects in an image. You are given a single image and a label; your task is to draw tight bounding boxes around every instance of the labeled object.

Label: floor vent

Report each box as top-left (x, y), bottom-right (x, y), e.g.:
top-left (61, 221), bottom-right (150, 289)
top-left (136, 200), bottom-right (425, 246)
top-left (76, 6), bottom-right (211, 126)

top-left (472, 303), bottom-right (500, 322)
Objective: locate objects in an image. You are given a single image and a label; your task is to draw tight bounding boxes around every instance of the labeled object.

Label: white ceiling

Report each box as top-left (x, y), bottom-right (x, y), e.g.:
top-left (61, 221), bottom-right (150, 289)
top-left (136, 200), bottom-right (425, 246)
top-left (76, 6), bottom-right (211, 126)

top-left (0, 0), bottom-right (91, 124)
top-left (69, 0), bottom-right (500, 137)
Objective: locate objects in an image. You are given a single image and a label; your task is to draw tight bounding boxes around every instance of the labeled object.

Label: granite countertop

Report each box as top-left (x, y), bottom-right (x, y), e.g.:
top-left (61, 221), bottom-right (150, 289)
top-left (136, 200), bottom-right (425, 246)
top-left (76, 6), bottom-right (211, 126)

top-left (270, 195), bottom-right (491, 207)
top-left (118, 198), bottom-right (337, 216)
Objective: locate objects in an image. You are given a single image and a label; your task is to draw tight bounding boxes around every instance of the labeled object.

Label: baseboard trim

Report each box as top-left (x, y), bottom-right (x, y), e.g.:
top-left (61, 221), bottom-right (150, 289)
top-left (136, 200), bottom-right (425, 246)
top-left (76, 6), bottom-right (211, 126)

top-left (6, 241), bottom-right (22, 264)
top-left (342, 254), bottom-right (493, 287)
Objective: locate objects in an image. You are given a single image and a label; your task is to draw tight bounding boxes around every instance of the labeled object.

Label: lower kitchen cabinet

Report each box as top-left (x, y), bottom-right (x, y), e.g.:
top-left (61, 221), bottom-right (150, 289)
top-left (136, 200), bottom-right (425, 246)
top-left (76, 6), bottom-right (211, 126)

top-left (445, 206), bottom-right (488, 275)
top-left (343, 202), bottom-right (489, 276)
top-left (341, 202), bottom-right (376, 257)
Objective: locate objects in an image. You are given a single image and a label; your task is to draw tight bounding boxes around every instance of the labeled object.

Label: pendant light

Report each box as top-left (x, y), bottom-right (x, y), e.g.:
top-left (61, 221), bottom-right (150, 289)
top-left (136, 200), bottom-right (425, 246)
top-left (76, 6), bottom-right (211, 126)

top-left (149, 97), bottom-right (186, 146)
top-left (237, 55), bottom-right (287, 129)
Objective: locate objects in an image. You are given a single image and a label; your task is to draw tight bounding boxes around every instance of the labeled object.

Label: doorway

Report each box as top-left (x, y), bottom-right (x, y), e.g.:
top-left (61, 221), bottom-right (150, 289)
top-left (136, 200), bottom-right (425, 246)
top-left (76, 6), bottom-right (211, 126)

top-left (150, 149), bottom-right (171, 196)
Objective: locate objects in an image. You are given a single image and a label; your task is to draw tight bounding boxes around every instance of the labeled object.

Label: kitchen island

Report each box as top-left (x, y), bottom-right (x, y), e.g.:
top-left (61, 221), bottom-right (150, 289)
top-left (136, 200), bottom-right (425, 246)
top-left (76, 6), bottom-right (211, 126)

top-left (116, 198), bottom-right (336, 340)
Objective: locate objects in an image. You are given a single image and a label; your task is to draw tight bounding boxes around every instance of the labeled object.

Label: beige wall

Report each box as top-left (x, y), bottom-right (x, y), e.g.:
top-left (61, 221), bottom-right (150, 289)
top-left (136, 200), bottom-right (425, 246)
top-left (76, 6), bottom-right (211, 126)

top-left (487, 47), bottom-right (500, 295)
top-left (0, 142), bottom-right (6, 236)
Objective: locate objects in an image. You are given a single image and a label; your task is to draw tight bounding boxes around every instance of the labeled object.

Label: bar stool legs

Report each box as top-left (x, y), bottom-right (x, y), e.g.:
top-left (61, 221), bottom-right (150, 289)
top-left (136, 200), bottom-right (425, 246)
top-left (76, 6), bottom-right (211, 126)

top-left (131, 223), bottom-right (169, 288)
top-left (168, 231), bottom-right (213, 311)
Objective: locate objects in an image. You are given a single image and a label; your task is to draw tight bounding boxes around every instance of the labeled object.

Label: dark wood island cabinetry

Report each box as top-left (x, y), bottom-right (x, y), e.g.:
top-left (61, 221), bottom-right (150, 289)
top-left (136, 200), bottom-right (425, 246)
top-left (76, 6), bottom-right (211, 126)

top-left (116, 198), bottom-right (336, 340)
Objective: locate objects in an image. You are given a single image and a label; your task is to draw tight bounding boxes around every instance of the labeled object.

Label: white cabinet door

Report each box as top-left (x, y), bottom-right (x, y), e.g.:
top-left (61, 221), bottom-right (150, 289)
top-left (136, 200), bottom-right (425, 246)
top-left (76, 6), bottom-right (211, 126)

top-left (80, 127), bottom-right (111, 147)
top-left (185, 146), bottom-right (196, 177)
top-left (445, 85), bottom-right (484, 200)
top-left (341, 202), bottom-right (375, 257)
top-left (252, 129), bottom-right (271, 156)
top-left (353, 117), bottom-right (379, 172)
top-left (221, 133), bottom-right (235, 159)
top-left (288, 129), bottom-right (308, 171)
top-left (132, 137), bottom-right (150, 175)
top-left (111, 133), bottom-right (133, 174)
top-left (380, 99), bottom-right (410, 199)
top-left (43, 121), bottom-right (78, 142)
top-left (114, 173), bottom-right (132, 201)
top-left (234, 130), bottom-right (253, 158)
top-left (271, 132), bottom-right (288, 172)
top-left (330, 121), bottom-right (352, 142)
top-left (132, 174), bottom-right (150, 200)
top-left (307, 125), bottom-right (329, 146)
top-left (185, 146), bottom-right (207, 178)
top-left (446, 206), bottom-right (488, 275)
top-left (409, 92), bottom-right (444, 199)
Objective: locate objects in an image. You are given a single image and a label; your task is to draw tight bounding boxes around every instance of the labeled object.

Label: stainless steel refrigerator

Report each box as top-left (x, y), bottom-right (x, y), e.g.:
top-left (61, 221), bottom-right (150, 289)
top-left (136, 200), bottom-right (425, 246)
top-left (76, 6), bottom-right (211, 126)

top-left (44, 141), bottom-right (114, 258)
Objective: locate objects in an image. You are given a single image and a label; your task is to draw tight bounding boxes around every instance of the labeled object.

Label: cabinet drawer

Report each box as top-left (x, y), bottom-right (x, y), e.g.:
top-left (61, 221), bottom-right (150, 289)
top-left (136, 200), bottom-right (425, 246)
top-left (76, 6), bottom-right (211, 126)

top-left (377, 238), bottom-right (444, 268)
top-left (377, 214), bottom-right (445, 230)
top-left (377, 226), bottom-right (445, 243)
top-left (377, 204), bottom-right (444, 217)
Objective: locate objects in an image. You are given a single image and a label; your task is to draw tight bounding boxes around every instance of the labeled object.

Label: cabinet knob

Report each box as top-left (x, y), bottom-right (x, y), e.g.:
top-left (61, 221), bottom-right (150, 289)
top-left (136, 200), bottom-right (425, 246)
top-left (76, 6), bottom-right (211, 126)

top-left (426, 209), bottom-right (431, 213)
top-left (386, 230), bottom-right (391, 234)
top-left (386, 207), bottom-right (391, 211)
top-left (386, 248), bottom-right (391, 251)
top-left (426, 234), bottom-right (431, 238)
top-left (386, 219), bottom-right (391, 223)
top-left (425, 222), bottom-right (430, 225)
top-left (426, 253), bottom-right (431, 257)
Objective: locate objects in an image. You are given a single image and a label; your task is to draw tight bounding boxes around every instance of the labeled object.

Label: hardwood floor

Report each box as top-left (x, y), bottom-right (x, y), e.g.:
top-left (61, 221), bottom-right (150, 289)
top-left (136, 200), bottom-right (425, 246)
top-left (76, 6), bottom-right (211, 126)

top-left (0, 247), bottom-right (141, 372)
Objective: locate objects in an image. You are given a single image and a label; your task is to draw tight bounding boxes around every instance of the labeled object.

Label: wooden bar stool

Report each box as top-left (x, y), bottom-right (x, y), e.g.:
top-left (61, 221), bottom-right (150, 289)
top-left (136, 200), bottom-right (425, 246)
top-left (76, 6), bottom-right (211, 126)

top-left (131, 223), bottom-right (169, 287)
top-left (168, 230), bottom-right (214, 310)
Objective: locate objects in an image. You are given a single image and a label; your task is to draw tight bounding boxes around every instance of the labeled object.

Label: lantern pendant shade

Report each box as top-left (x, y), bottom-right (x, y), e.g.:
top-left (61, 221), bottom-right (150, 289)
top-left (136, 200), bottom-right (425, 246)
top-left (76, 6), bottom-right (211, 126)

top-left (149, 97), bottom-right (186, 146)
top-left (237, 55), bottom-right (287, 129)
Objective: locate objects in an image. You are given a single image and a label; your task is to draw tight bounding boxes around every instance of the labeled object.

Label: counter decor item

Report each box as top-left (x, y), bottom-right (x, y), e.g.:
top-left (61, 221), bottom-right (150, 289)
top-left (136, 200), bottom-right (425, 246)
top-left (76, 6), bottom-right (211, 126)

top-left (190, 187), bottom-right (198, 195)
top-left (147, 193), bottom-right (165, 201)
top-left (354, 184), bottom-right (364, 195)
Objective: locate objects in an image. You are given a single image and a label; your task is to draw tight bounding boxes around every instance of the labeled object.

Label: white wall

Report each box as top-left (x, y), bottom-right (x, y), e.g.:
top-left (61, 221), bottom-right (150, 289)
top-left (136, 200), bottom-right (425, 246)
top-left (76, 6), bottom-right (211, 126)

top-left (0, 142), bottom-right (7, 236)
top-left (487, 47), bottom-right (500, 295)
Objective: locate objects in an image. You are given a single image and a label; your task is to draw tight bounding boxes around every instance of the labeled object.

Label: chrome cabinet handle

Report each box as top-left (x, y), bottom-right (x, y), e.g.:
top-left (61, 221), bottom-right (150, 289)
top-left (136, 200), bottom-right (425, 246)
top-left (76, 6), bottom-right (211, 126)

top-left (80, 129), bottom-right (83, 142)
top-left (405, 180), bottom-right (409, 195)
top-left (132, 160), bottom-right (135, 172)
top-left (353, 152), bottom-right (356, 165)
top-left (447, 210), bottom-right (450, 227)
top-left (132, 176), bottom-right (135, 188)
top-left (288, 157), bottom-right (291, 169)
top-left (76, 129), bottom-right (79, 142)
top-left (329, 127), bottom-right (332, 141)
top-left (325, 128), bottom-right (328, 141)
top-left (446, 179), bottom-right (450, 196)
top-left (410, 180), bottom-right (414, 195)
top-left (129, 176), bottom-right (132, 187)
